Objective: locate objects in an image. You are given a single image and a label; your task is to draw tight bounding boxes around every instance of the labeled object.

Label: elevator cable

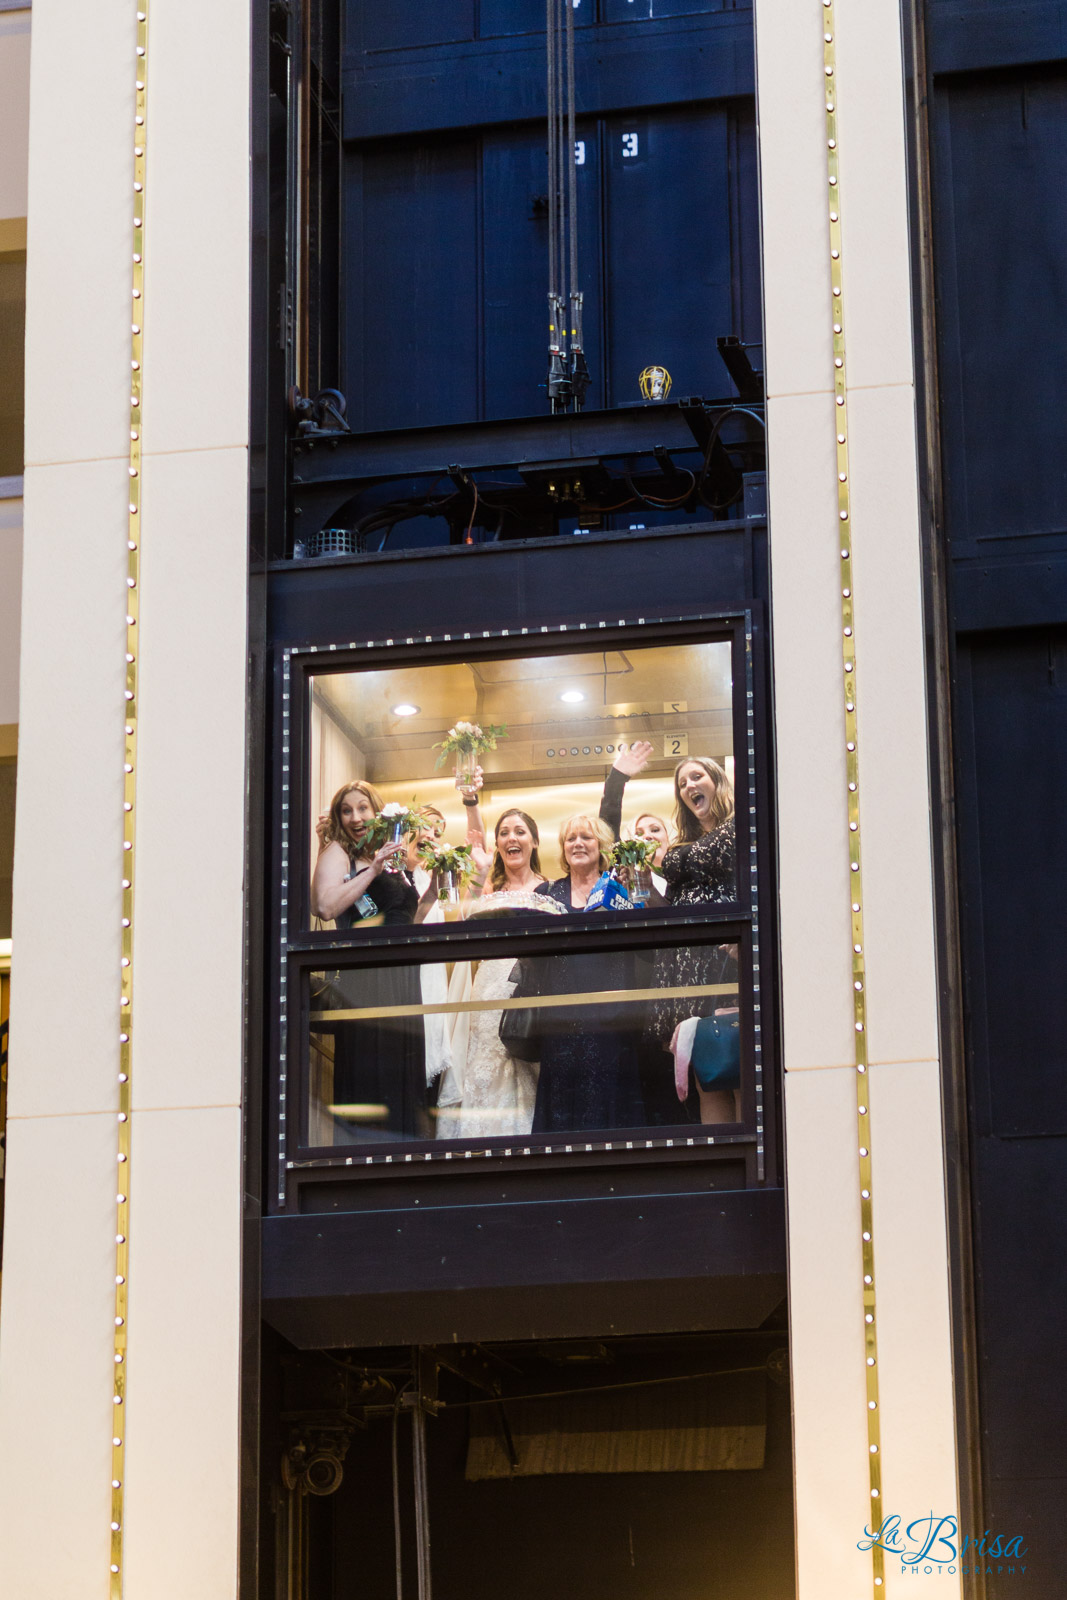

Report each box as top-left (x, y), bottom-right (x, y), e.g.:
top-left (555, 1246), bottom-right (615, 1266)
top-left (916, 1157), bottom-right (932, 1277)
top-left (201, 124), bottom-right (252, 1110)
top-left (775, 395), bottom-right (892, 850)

top-left (412, 1402), bottom-right (432, 1600)
top-left (546, 0), bottom-right (591, 412)
top-left (391, 1389), bottom-right (406, 1600)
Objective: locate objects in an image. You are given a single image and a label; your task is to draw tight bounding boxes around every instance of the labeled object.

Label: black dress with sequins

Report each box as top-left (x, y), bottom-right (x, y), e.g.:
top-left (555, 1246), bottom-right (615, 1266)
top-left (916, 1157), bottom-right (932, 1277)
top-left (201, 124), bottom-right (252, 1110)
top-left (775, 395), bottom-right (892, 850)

top-left (645, 818), bottom-right (738, 1047)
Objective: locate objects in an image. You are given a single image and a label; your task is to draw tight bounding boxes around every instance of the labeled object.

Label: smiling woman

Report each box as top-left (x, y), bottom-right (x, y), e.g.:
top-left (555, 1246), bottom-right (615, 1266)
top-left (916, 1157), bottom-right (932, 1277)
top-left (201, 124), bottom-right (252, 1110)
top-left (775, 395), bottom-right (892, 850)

top-left (673, 757), bottom-right (734, 842)
top-left (296, 634), bottom-right (751, 1148)
top-left (645, 755), bottom-right (739, 1125)
top-left (526, 811), bottom-right (647, 1132)
top-left (305, 637), bottom-right (737, 925)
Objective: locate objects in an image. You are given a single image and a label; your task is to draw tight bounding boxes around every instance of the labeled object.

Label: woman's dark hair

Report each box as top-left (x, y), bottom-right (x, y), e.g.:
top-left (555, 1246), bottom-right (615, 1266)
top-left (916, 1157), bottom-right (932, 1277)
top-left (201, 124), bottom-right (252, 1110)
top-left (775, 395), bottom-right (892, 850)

top-left (490, 807), bottom-right (542, 891)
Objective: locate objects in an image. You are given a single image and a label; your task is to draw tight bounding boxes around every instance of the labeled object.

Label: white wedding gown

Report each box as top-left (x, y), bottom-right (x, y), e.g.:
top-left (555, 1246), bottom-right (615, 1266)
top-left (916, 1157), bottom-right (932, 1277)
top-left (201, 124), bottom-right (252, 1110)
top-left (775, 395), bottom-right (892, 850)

top-left (437, 957), bottom-right (539, 1140)
top-left (435, 885), bottom-right (561, 1141)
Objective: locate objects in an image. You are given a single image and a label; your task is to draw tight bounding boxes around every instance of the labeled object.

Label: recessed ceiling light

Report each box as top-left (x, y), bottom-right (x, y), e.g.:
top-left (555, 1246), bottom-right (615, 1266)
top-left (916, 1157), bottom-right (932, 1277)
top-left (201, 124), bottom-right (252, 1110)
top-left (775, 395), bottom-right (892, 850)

top-left (559, 689), bottom-right (585, 704)
top-left (392, 703), bottom-right (420, 717)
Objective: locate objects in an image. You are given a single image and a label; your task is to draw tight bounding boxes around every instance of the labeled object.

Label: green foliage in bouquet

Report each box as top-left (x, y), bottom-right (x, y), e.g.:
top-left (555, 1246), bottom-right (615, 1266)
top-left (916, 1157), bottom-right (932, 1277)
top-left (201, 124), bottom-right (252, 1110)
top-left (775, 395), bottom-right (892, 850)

top-left (361, 801), bottom-right (427, 852)
top-left (611, 836), bottom-right (660, 871)
top-left (433, 719), bottom-right (509, 767)
top-left (417, 840), bottom-right (476, 896)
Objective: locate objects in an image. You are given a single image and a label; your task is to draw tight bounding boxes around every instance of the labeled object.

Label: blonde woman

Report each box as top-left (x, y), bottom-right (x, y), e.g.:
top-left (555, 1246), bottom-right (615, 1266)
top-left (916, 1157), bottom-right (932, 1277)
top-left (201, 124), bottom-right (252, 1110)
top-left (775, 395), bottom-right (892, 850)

top-left (528, 812), bottom-right (645, 1134)
top-left (535, 812), bottom-right (614, 909)
top-left (596, 739), bottom-right (670, 895)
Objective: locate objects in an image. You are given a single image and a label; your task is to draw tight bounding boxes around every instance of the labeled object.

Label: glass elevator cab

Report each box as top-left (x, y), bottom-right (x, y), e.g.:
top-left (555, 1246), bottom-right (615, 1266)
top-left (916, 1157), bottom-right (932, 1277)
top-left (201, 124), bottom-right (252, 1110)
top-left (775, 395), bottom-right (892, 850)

top-left (254, 1), bottom-right (790, 1594)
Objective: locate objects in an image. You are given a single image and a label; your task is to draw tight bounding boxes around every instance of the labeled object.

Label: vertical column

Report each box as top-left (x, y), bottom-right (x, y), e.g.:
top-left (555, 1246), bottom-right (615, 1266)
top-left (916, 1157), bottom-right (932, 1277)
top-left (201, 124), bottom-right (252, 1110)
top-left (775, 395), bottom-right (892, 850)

top-left (121, 0), bottom-right (250, 1585)
top-left (0, 3), bottom-right (251, 1598)
top-left (754, 1), bottom-right (961, 1596)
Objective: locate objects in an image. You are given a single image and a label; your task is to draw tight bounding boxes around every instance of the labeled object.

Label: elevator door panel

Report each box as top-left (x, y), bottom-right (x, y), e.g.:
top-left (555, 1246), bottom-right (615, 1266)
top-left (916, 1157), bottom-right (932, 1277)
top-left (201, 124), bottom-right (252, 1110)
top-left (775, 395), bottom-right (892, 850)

top-left (345, 142), bottom-right (480, 433)
top-left (955, 629), bottom-right (1067, 1586)
top-left (963, 631), bottom-right (1067, 1137)
top-left (357, 0), bottom-right (475, 53)
top-left (603, 107), bottom-right (731, 407)
top-left (341, 0), bottom-right (760, 432)
top-left (482, 124), bottom-right (604, 419)
top-left (602, 0), bottom-right (724, 19)
top-left (480, 0), bottom-right (595, 38)
top-left (345, 107), bottom-right (751, 432)
top-left (934, 69), bottom-right (1067, 548)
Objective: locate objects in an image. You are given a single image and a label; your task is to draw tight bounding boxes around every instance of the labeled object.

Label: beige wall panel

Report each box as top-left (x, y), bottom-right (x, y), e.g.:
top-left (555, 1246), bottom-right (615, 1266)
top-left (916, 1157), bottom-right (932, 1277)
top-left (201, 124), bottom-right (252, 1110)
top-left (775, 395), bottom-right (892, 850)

top-left (132, 447), bottom-right (247, 1111)
top-left (8, 459), bottom-right (128, 1119)
top-left (22, 0), bottom-right (134, 469)
top-left (0, 493), bottom-right (21, 724)
top-left (868, 1061), bottom-right (961, 1599)
top-left (753, 0), bottom-right (834, 401)
top-left (766, 391), bottom-right (855, 1071)
top-left (311, 700), bottom-right (364, 866)
top-left (122, 1106), bottom-right (242, 1600)
top-left (758, 0), bottom-right (961, 1590)
top-left (141, 0), bottom-right (251, 454)
top-left (784, 1066), bottom-right (874, 1596)
top-left (832, 1), bottom-right (915, 393)
top-left (0, 11), bottom-right (31, 223)
top-left (0, 1112), bottom-right (118, 1599)
top-left (847, 384), bottom-right (939, 1065)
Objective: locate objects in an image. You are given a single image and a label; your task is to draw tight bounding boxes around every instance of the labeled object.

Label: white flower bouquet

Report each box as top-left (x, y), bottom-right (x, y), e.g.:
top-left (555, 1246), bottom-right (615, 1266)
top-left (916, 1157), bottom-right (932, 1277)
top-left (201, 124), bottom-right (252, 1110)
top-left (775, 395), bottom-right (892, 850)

top-left (362, 801), bottom-right (427, 852)
top-left (433, 719), bottom-right (508, 789)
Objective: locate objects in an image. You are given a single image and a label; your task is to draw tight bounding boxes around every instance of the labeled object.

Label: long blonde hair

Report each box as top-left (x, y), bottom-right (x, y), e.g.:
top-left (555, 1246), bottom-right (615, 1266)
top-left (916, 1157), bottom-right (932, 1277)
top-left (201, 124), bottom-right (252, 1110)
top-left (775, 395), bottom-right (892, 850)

top-left (323, 779), bottom-right (385, 861)
top-left (672, 758), bottom-right (734, 843)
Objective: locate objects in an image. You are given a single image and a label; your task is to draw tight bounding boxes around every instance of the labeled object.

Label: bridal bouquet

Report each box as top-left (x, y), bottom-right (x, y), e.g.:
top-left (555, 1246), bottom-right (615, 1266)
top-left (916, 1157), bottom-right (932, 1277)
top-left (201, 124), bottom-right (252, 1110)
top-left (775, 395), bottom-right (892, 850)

top-left (433, 719), bottom-right (508, 788)
top-left (417, 841), bottom-right (476, 901)
top-left (611, 836), bottom-right (659, 907)
top-left (611, 837), bottom-right (660, 871)
top-left (362, 801), bottom-right (427, 852)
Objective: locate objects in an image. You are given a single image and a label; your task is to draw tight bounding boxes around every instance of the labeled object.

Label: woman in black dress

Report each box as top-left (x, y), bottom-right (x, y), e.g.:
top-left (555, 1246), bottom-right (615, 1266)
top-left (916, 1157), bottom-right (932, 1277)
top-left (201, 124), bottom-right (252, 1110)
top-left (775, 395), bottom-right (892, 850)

top-left (529, 814), bottom-right (646, 1134)
top-left (311, 782), bottom-right (439, 1142)
top-left (645, 758), bottom-right (739, 1125)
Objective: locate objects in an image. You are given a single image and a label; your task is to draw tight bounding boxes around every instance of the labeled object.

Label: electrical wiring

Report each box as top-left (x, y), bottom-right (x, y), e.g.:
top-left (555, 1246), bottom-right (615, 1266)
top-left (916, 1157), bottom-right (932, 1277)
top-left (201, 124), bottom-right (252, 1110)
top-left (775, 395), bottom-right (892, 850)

top-left (694, 404), bottom-right (767, 511)
top-left (623, 467), bottom-right (697, 510)
top-left (464, 480), bottom-right (479, 544)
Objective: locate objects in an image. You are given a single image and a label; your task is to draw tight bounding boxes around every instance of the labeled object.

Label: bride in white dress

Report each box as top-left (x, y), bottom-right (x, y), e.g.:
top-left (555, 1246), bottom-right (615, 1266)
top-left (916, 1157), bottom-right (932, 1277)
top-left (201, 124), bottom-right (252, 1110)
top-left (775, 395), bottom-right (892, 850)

top-left (436, 807), bottom-right (561, 1140)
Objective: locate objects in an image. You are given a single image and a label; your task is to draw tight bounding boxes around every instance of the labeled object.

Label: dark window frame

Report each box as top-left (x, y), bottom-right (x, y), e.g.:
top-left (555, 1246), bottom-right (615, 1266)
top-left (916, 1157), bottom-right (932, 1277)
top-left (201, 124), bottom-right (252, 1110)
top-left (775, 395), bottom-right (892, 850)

top-left (291, 915), bottom-right (758, 1160)
top-left (269, 607), bottom-right (776, 1209)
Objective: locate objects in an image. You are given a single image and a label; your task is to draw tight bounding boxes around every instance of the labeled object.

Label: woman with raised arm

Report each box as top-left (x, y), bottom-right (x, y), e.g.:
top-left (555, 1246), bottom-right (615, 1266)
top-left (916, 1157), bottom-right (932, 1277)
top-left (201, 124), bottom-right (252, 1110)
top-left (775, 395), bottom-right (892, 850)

top-left (597, 740), bottom-right (669, 896)
top-left (645, 757), bottom-right (740, 1126)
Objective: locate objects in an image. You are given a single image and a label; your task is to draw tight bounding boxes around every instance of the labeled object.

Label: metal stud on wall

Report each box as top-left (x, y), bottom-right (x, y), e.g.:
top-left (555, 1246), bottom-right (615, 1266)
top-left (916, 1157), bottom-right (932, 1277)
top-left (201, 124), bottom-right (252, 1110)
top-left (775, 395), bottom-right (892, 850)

top-left (111, 4), bottom-right (149, 1594)
top-left (821, 1), bottom-right (885, 1590)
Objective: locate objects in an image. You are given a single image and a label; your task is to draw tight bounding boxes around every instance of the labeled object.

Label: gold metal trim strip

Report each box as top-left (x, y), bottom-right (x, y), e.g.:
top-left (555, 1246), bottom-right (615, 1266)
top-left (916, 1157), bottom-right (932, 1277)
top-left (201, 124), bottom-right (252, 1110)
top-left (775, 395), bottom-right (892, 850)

top-left (311, 981), bottom-right (738, 1023)
top-left (111, 5), bottom-right (149, 1594)
top-left (822, 3), bottom-right (884, 1590)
